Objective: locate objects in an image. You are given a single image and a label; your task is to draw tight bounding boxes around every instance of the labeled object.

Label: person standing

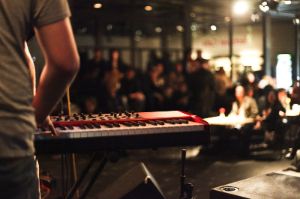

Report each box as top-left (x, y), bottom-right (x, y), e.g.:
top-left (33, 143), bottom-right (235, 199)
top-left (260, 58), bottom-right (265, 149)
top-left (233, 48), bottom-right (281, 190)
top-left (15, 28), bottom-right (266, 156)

top-left (0, 0), bottom-right (79, 198)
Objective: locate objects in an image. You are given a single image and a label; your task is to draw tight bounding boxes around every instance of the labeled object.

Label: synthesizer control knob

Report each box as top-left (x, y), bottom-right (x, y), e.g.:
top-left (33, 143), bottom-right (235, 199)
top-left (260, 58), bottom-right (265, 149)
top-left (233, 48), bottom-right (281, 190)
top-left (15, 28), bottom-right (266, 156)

top-left (124, 111), bottom-right (131, 117)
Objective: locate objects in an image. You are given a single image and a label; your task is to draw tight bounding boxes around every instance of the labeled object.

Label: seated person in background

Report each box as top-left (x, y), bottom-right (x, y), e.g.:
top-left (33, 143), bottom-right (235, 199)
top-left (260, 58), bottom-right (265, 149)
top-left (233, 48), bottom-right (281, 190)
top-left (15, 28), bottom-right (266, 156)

top-left (261, 88), bottom-right (289, 148)
top-left (257, 85), bottom-right (276, 116)
top-left (98, 69), bottom-right (124, 112)
top-left (229, 85), bottom-right (259, 156)
top-left (229, 85), bottom-right (258, 118)
top-left (120, 67), bottom-right (145, 112)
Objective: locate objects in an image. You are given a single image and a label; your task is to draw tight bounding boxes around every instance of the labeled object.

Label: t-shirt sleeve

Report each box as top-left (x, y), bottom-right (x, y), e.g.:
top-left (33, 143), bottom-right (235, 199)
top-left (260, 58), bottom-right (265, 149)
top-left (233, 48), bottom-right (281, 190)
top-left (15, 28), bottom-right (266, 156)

top-left (33, 0), bottom-right (71, 28)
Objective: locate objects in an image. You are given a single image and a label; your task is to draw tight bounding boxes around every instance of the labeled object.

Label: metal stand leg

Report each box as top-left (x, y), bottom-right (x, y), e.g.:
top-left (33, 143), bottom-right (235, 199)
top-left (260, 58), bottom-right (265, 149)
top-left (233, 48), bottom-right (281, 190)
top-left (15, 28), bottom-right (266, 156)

top-left (79, 154), bottom-right (108, 199)
top-left (66, 153), bottom-right (108, 199)
top-left (179, 149), bottom-right (194, 199)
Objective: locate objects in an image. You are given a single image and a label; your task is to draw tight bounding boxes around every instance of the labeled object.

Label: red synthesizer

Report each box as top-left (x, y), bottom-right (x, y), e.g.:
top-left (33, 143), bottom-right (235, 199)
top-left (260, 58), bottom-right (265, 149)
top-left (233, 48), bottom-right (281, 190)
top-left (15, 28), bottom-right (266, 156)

top-left (35, 111), bottom-right (209, 154)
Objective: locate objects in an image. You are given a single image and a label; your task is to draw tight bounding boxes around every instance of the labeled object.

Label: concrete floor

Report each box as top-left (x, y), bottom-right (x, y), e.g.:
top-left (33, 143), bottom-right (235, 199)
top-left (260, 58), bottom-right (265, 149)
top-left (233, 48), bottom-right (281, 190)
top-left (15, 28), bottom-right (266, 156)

top-left (38, 147), bottom-right (293, 199)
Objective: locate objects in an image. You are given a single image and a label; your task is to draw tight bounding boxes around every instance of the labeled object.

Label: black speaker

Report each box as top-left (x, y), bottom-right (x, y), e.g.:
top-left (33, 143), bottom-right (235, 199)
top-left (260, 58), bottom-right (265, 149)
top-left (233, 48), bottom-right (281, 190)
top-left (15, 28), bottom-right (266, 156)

top-left (210, 172), bottom-right (300, 199)
top-left (98, 162), bottom-right (166, 199)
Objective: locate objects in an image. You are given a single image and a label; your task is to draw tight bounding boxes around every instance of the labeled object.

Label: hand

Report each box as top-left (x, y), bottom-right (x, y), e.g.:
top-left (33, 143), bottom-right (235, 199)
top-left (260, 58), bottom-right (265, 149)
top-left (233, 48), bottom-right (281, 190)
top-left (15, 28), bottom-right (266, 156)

top-left (39, 116), bottom-right (58, 136)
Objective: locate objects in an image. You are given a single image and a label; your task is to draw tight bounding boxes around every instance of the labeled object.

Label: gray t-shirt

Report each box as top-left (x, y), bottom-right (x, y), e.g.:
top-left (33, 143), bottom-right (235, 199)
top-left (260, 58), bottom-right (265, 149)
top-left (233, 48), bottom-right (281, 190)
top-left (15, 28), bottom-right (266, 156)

top-left (0, 0), bottom-right (70, 157)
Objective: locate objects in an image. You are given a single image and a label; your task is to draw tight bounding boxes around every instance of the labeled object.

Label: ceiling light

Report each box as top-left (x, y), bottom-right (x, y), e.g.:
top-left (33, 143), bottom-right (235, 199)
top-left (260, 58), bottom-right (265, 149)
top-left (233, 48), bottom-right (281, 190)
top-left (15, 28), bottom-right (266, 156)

top-left (176, 25), bottom-right (184, 32)
top-left (233, 1), bottom-right (249, 15)
top-left (106, 24), bottom-right (113, 31)
top-left (155, 27), bottom-right (162, 33)
top-left (94, 3), bottom-right (102, 9)
top-left (259, 2), bottom-right (270, 12)
top-left (144, 5), bottom-right (153, 11)
top-left (210, 25), bottom-right (217, 31)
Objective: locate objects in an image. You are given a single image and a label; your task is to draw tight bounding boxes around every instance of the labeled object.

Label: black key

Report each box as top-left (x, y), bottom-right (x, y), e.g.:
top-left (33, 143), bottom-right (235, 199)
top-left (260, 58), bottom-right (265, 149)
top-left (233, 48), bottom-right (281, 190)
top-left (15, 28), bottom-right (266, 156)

top-left (66, 125), bottom-right (74, 130)
top-left (56, 125), bottom-right (66, 130)
top-left (138, 121), bottom-right (146, 126)
top-left (165, 120), bottom-right (176, 124)
top-left (104, 123), bottom-right (114, 128)
top-left (93, 123), bottom-right (101, 128)
top-left (146, 121), bottom-right (158, 125)
top-left (180, 119), bottom-right (189, 124)
top-left (112, 123), bottom-right (120, 127)
top-left (156, 120), bottom-right (165, 125)
top-left (123, 122), bottom-right (132, 127)
top-left (79, 125), bottom-right (86, 129)
top-left (130, 122), bottom-right (139, 126)
top-left (86, 124), bottom-right (94, 129)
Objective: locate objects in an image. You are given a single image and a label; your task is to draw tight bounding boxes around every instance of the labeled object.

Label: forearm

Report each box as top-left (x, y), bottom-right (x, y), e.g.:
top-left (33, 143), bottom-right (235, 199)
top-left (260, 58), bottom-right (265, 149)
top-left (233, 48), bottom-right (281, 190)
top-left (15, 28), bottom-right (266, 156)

top-left (24, 43), bottom-right (36, 94)
top-left (32, 64), bottom-right (77, 124)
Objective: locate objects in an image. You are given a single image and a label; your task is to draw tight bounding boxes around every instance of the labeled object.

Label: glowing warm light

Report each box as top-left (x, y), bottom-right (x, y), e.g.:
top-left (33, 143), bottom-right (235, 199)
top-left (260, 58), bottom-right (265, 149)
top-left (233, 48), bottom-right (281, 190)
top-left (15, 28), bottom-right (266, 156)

top-left (233, 1), bottom-right (249, 15)
top-left (190, 24), bottom-right (197, 31)
top-left (294, 18), bottom-right (300, 25)
top-left (210, 25), bottom-right (217, 31)
top-left (191, 51), bottom-right (197, 60)
top-left (144, 5), bottom-right (153, 11)
top-left (155, 27), bottom-right (162, 33)
top-left (176, 25), bottom-right (184, 32)
top-left (239, 50), bottom-right (262, 71)
top-left (251, 12), bottom-right (260, 22)
top-left (212, 57), bottom-right (232, 74)
top-left (276, 54), bottom-right (293, 90)
top-left (284, 0), bottom-right (292, 5)
top-left (94, 3), bottom-right (102, 9)
top-left (224, 16), bottom-right (231, 22)
top-left (259, 1), bottom-right (270, 12)
top-left (202, 52), bottom-right (212, 60)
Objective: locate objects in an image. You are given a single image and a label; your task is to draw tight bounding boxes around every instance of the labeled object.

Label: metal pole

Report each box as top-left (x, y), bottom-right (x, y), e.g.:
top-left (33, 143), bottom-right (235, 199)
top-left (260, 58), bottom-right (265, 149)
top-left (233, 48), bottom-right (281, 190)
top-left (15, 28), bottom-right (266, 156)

top-left (263, 13), bottom-right (272, 77)
top-left (295, 21), bottom-right (300, 78)
top-left (229, 17), bottom-right (234, 80)
top-left (183, 1), bottom-right (192, 53)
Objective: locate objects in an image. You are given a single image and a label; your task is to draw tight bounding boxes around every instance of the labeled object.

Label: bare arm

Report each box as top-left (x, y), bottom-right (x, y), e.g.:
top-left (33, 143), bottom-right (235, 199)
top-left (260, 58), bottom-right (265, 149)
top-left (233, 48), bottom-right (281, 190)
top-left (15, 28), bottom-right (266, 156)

top-left (24, 43), bottom-right (36, 94)
top-left (32, 18), bottom-right (80, 125)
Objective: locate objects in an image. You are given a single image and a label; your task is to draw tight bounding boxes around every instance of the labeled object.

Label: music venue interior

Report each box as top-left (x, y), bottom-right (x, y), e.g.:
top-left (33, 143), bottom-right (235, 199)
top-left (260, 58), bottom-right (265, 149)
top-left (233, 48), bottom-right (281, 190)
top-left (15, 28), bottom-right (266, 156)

top-left (27, 0), bottom-right (300, 198)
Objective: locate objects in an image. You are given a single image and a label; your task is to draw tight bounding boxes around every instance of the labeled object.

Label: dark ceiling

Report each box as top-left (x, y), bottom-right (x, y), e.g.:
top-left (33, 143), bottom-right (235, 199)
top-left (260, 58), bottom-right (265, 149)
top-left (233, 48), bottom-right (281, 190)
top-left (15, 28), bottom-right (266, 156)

top-left (68, 0), bottom-right (300, 36)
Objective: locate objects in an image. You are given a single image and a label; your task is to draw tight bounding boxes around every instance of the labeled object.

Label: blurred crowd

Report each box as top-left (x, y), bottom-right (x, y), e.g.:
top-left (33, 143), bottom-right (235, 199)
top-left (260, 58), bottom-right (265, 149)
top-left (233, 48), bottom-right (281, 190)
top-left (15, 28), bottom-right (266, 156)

top-left (68, 48), bottom-right (299, 122)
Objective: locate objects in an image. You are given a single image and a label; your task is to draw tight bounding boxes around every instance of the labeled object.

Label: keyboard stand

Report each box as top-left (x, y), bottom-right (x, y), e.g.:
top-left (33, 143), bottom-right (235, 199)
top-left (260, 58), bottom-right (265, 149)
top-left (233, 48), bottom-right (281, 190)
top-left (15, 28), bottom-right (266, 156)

top-left (66, 152), bottom-right (109, 199)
